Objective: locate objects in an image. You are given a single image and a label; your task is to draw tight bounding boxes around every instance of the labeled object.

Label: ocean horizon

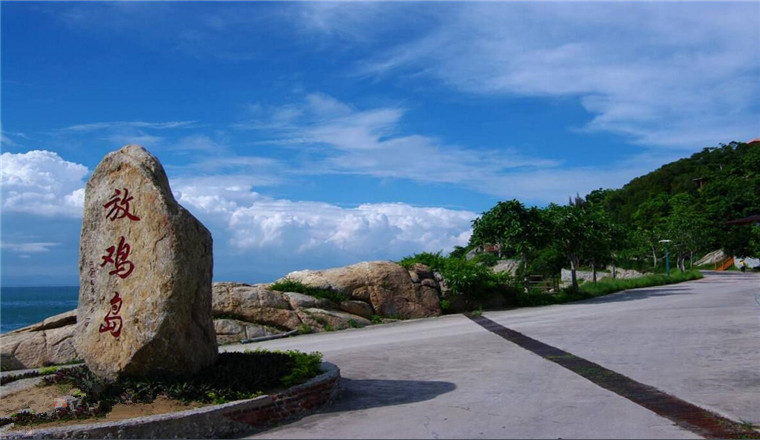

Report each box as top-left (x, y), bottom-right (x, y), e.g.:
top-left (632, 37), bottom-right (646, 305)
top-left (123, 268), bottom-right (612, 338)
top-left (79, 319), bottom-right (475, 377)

top-left (1, 286), bottom-right (79, 334)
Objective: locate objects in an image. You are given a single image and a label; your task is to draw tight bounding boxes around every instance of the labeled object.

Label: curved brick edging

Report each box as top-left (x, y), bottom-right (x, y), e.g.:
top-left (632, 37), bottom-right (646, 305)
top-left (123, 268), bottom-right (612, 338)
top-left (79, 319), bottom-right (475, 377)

top-left (0, 362), bottom-right (340, 439)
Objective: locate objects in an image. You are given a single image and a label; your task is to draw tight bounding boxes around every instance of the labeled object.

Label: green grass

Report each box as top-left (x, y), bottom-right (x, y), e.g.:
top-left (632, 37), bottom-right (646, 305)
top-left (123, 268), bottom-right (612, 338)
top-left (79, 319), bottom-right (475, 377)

top-left (516, 270), bottom-right (703, 307)
top-left (579, 270), bottom-right (703, 296)
top-left (270, 278), bottom-right (349, 303)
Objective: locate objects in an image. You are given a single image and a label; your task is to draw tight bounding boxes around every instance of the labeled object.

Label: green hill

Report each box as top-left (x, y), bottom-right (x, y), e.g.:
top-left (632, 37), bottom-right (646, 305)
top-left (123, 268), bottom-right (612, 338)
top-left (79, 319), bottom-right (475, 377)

top-left (595, 140), bottom-right (760, 260)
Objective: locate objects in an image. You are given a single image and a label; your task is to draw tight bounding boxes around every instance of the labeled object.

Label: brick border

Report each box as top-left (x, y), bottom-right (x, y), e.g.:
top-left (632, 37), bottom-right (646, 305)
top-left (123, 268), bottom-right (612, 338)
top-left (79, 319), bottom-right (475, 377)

top-left (1, 362), bottom-right (340, 439)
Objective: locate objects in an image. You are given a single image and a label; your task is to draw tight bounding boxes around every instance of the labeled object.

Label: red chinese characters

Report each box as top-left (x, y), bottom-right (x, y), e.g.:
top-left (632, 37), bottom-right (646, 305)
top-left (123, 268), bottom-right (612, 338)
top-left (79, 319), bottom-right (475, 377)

top-left (98, 292), bottom-right (123, 338)
top-left (103, 188), bottom-right (141, 222)
top-left (98, 187), bottom-right (141, 339)
top-left (100, 236), bottom-right (135, 279)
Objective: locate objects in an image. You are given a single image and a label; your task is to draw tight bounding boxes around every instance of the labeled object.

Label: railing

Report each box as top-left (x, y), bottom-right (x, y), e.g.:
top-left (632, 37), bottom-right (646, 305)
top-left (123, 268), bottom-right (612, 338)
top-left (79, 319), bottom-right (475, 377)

top-left (528, 275), bottom-right (559, 293)
top-left (715, 257), bottom-right (734, 271)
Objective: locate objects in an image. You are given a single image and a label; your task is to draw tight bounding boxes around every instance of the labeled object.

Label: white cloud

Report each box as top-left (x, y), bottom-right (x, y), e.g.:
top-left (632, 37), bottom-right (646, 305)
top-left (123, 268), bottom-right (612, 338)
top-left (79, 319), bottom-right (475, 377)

top-left (245, 93), bottom-right (560, 189)
top-left (174, 179), bottom-right (475, 262)
top-left (0, 150), bottom-right (89, 217)
top-left (241, 92), bottom-right (672, 203)
top-left (0, 149), bottom-right (475, 271)
top-left (1, 242), bottom-right (60, 253)
top-left (352, 3), bottom-right (759, 150)
top-left (106, 134), bottom-right (164, 148)
top-left (62, 120), bottom-right (196, 132)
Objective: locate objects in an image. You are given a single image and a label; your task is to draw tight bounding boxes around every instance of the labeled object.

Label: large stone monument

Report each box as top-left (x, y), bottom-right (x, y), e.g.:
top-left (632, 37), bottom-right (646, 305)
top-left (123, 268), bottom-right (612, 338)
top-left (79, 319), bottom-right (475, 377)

top-left (75, 145), bottom-right (217, 380)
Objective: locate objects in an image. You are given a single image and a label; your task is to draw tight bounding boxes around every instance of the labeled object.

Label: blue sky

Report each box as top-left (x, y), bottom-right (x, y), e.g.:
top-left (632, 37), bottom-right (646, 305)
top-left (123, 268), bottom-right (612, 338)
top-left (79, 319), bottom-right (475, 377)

top-left (1, 1), bottom-right (758, 286)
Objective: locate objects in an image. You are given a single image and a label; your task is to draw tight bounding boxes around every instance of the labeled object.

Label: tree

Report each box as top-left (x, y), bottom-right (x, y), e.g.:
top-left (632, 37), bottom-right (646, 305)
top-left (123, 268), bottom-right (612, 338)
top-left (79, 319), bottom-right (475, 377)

top-left (545, 201), bottom-right (588, 290)
top-left (545, 195), bottom-right (619, 289)
top-left (582, 197), bottom-right (622, 281)
top-left (470, 199), bottom-right (548, 283)
top-left (665, 193), bottom-right (712, 269)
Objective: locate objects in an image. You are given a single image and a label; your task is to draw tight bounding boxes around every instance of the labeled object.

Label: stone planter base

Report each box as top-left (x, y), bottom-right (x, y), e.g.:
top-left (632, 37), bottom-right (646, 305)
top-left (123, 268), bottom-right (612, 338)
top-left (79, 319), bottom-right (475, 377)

top-left (1, 362), bottom-right (340, 439)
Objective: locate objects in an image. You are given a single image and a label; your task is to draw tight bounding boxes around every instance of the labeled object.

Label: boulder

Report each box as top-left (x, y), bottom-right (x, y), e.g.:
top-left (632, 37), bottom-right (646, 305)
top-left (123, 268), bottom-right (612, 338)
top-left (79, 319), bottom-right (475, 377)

top-left (16, 310), bottom-right (78, 333)
top-left (229, 307), bottom-right (303, 331)
top-left (282, 261), bottom-right (441, 319)
top-left (694, 249), bottom-right (725, 266)
top-left (76, 145), bottom-right (217, 380)
top-left (438, 279), bottom-right (467, 313)
top-left (297, 308), bottom-right (371, 331)
top-left (281, 292), bottom-right (335, 310)
top-left (408, 271), bottom-right (420, 283)
top-left (0, 312), bottom-right (80, 371)
top-left (339, 300), bottom-right (375, 320)
top-left (420, 279), bottom-right (437, 288)
top-left (409, 263), bottom-right (434, 281)
top-left (492, 259), bottom-right (519, 276)
top-left (212, 282), bottom-right (291, 313)
top-left (213, 319), bottom-right (283, 345)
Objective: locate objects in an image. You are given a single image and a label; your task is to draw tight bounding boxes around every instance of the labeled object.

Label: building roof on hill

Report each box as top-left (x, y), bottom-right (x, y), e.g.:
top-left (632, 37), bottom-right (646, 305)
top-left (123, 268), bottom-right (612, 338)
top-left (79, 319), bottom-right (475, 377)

top-left (724, 214), bottom-right (760, 225)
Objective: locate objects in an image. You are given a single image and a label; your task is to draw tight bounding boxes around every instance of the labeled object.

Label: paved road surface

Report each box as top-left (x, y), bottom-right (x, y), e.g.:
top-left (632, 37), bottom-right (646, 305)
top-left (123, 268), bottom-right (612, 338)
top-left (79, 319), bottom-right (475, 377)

top-left (223, 271), bottom-right (759, 439)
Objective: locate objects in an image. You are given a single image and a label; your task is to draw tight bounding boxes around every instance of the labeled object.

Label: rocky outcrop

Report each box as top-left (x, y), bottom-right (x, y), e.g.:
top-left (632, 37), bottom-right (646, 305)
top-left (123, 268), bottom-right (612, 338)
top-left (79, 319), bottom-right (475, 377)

top-left (339, 300), bottom-right (374, 320)
top-left (492, 259), bottom-right (519, 276)
top-left (76, 145), bottom-right (217, 380)
top-left (281, 261), bottom-right (441, 319)
top-left (213, 319), bottom-right (283, 345)
top-left (560, 267), bottom-right (650, 284)
top-left (211, 282), bottom-right (374, 334)
top-left (0, 310), bottom-right (79, 371)
top-left (297, 309), bottom-right (371, 331)
top-left (1, 261), bottom-right (449, 371)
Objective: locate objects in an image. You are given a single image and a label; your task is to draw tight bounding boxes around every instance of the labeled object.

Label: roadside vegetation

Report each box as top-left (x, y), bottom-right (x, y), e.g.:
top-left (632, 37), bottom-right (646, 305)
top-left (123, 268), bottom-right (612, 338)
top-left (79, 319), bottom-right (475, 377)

top-left (270, 278), bottom-right (349, 303)
top-left (514, 270), bottom-right (703, 307)
top-left (400, 141), bottom-right (758, 312)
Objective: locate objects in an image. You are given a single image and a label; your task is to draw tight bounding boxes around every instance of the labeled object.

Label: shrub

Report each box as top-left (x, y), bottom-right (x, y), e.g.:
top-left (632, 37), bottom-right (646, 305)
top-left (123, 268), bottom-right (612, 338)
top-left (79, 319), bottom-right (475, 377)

top-left (270, 278), bottom-right (349, 303)
top-left (439, 299), bottom-right (451, 311)
top-left (39, 350), bottom-right (324, 412)
top-left (280, 350), bottom-right (323, 387)
top-left (514, 269), bottom-right (703, 307)
top-left (399, 252), bottom-right (515, 309)
top-left (472, 252), bottom-right (500, 267)
top-left (579, 270), bottom-right (702, 296)
top-left (398, 251), bottom-right (447, 270)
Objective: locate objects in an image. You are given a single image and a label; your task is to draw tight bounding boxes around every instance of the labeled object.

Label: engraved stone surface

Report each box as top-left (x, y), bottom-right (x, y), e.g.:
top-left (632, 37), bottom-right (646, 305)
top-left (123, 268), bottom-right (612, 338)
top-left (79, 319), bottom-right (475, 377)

top-left (76, 145), bottom-right (217, 380)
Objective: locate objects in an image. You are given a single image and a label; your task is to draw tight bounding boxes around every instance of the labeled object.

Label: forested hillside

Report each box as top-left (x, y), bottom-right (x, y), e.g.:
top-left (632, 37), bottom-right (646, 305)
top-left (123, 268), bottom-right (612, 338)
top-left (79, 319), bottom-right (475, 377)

top-left (399, 141), bottom-right (757, 309)
top-left (598, 140), bottom-right (760, 260)
top-left (465, 140), bottom-right (760, 288)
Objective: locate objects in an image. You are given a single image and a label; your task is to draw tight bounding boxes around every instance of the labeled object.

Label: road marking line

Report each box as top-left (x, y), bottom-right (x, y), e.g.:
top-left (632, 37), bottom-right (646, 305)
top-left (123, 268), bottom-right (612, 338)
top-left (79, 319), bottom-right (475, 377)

top-left (466, 313), bottom-right (758, 439)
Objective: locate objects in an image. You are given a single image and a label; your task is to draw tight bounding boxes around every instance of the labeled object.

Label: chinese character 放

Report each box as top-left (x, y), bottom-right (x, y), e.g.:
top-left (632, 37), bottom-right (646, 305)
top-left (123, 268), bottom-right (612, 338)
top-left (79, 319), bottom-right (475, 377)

top-left (104, 188), bottom-right (141, 222)
top-left (101, 236), bottom-right (135, 279)
top-left (99, 291), bottom-right (123, 338)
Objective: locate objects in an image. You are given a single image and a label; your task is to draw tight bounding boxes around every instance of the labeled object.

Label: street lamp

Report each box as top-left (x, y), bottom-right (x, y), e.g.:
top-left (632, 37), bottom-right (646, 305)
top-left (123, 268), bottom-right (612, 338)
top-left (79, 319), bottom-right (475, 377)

top-left (659, 240), bottom-right (672, 277)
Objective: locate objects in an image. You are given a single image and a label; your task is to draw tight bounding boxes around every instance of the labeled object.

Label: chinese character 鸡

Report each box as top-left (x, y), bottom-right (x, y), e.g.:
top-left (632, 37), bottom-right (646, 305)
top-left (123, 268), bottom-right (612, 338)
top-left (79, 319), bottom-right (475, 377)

top-left (101, 236), bottom-right (135, 279)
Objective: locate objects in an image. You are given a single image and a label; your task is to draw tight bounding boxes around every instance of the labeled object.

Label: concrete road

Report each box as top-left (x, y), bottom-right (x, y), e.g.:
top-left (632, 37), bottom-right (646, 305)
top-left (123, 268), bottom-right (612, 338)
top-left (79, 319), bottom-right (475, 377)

top-left (225, 271), bottom-right (759, 439)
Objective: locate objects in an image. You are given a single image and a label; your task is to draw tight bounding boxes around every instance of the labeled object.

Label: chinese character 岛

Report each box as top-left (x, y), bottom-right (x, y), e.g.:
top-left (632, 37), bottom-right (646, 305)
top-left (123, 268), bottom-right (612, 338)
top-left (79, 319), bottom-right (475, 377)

top-left (99, 291), bottom-right (123, 338)
top-left (104, 188), bottom-right (140, 221)
top-left (101, 236), bottom-right (135, 279)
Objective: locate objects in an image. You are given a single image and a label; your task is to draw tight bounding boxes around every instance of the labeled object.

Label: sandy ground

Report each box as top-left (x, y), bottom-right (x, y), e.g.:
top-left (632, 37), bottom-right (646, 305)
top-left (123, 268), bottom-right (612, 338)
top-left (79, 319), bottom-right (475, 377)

top-left (1, 382), bottom-right (205, 430)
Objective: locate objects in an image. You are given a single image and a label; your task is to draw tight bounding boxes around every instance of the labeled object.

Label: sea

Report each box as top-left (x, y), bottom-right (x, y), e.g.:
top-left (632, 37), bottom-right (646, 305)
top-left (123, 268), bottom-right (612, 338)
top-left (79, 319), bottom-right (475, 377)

top-left (0, 286), bottom-right (79, 334)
